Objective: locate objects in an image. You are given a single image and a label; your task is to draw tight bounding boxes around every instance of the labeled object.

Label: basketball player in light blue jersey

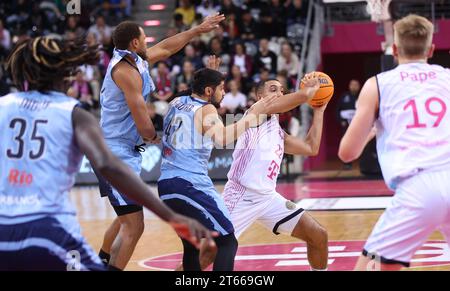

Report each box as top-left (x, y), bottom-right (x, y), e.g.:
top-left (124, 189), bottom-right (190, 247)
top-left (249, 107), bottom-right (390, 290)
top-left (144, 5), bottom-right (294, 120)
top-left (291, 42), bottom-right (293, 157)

top-left (96, 15), bottom-right (226, 270)
top-left (0, 36), bottom-right (216, 271)
top-left (158, 57), bottom-right (321, 270)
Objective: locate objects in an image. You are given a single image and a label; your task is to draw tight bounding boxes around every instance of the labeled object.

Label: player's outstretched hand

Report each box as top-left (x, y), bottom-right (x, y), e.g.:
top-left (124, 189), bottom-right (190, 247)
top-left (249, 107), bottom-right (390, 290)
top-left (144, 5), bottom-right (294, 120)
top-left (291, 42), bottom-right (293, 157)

top-left (195, 13), bottom-right (226, 34)
top-left (169, 214), bottom-right (218, 249)
top-left (301, 72), bottom-right (320, 100)
top-left (206, 55), bottom-right (221, 71)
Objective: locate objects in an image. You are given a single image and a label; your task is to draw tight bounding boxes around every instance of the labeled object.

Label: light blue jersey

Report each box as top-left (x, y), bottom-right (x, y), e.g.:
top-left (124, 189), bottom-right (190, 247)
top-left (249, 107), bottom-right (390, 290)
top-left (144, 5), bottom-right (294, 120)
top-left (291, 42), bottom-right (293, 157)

top-left (158, 96), bottom-right (234, 235)
top-left (100, 48), bottom-right (155, 147)
top-left (160, 95), bottom-right (214, 179)
top-left (0, 91), bottom-right (82, 224)
top-left (97, 48), bottom-right (155, 208)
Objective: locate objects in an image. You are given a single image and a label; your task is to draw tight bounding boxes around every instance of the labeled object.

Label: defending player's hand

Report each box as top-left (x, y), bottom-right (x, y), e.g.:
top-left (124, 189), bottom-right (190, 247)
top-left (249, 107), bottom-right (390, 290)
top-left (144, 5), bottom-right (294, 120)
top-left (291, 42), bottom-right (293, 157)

top-left (169, 214), bottom-right (218, 249)
top-left (206, 55), bottom-right (221, 71)
top-left (301, 72), bottom-right (320, 101)
top-left (195, 13), bottom-right (226, 34)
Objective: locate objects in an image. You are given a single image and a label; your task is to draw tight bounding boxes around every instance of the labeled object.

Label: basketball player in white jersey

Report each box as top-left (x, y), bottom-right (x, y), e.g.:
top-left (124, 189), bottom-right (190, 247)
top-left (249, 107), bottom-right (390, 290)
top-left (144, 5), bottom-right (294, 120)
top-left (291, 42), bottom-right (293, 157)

top-left (184, 75), bottom-right (329, 271)
top-left (338, 14), bottom-right (450, 270)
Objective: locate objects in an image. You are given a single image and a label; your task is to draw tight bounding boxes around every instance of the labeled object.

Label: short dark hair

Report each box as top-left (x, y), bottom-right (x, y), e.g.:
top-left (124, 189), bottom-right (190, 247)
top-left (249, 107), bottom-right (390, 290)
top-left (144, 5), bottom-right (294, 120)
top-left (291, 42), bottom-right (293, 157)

top-left (113, 21), bottom-right (142, 50)
top-left (192, 68), bottom-right (224, 95)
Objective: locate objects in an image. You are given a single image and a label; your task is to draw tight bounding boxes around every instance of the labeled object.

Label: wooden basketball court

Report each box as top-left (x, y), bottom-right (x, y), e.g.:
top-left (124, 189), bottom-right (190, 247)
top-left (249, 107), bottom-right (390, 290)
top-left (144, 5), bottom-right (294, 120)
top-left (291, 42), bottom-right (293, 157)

top-left (72, 170), bottom-right (450, 271)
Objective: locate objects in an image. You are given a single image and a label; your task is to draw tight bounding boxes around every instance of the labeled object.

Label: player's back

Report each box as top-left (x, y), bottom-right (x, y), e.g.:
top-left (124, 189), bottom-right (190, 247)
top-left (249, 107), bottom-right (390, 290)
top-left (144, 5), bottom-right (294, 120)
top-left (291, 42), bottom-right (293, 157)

top-left (159, 95), bottom-right (214, 179)
top-left (0, 91), bottom-right (82, 224)
top-left (376, 62), bottom-right (450, 189)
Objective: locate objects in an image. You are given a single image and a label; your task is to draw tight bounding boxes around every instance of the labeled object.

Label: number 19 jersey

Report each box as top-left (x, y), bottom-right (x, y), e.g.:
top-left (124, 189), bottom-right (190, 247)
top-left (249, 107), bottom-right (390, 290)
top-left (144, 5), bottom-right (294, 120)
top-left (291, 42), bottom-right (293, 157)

top-left (376, 62), bottom-right (450, 189)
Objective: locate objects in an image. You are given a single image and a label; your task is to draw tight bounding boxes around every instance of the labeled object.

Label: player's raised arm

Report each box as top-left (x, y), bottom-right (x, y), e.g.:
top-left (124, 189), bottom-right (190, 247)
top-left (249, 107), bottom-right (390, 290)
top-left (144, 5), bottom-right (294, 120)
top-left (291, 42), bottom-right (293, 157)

top-left (200, 95), bottom-right (277, 147)
top-left (266, 72), bottom-right (320, 114)
top-left (284, 104), bottom-right (326, 156)
top-left (338, 77), bottom-right (379, 163)
top-left (72, 107), bottom-right (217, 248)
top-left (146, 13), bottom-right (225, 64)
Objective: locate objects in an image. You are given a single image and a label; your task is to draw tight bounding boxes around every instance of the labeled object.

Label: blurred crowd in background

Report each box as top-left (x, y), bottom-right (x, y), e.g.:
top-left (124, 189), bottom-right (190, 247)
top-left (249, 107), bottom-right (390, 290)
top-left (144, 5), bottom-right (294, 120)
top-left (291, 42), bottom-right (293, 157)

top-left (0, 0), bottom-right (310, 135)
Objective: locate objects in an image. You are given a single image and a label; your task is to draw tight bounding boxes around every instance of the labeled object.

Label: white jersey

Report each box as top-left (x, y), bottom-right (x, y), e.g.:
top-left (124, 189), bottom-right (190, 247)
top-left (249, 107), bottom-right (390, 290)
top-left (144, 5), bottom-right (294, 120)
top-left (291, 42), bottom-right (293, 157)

top-left (225, 115), bottom-right (285, 195)
top-left (376, 62), bottom-right (450, 189)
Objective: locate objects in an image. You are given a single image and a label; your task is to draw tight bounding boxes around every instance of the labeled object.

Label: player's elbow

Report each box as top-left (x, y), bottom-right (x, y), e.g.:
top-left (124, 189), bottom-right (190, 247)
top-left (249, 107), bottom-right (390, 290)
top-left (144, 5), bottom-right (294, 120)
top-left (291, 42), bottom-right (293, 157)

top-left (309, 148), bottom-right (320, 157)
top-left (93, 152), bottom-right (117, 176)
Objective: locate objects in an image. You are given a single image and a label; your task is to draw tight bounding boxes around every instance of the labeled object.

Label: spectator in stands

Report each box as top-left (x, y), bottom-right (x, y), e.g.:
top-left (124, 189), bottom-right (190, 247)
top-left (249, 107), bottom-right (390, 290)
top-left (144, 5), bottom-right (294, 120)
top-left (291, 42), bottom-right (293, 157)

top-left (337, 79), bottom-right (360, 169)
top-left (227, 64), bottom-right (249, 95)
top-left (103, 0), bottom-right (128, 24)
top-left (254, 38), bottom-right (277, 75)
top-left (175, 0), bottom-right (196, 27)
top-left (190, 34), bottom-right (208, 57)
top-left (173, 13), bottom-right (188, 33)
top-left (0, 19), bottom-right (11, 59)
top-left (286, 0), bottom-right (308, 25)
top-left (64, 15), bottom-right (85, 39)
top-left (204, 36), bottom-right (230, 74)
top-left (88, 14), bottom-right (112, 48)
top-left (79, 63), bottom-right (101, 108)
top-left (222, 12), bottom-right (239, 40)
top-left (221, 79), bottom-right (247, 115)
top-left (153, 62), bottom-right (173, 102)
top-left (238, 9), bottom-right (257, 41)
top-left (176, 82), bottom-right (189, 94)
top-left (29, 1), bottom-right (50, 36)
top-left (269, 0), bottom-right (288, 37)
top-left (68, 70), bottom-right (94, 111)
top-left (220, 0), bottom-right (240, 16)
top-left (278, 42), bottom-right (299, 78)
top-left (0, 66), bottom-right (10, 96)
top-left (196, 0), bottom-right (219, 19)
top-left (257, 9), bottom-right (275, 39)
top-left (176, 60), bottom-right (195, 89)
top-left (230, 42), bottom-right (252, 78)
top-left (86, 32), bottom-right (111, 76)
top-left (180, 44), bottom-right (202, 70)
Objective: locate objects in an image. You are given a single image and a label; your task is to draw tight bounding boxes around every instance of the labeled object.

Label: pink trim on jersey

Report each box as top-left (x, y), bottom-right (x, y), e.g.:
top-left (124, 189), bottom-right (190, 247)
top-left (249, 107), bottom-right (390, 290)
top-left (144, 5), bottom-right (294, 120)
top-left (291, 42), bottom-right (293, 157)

top-left (223, 180), bottom-right (246, 214)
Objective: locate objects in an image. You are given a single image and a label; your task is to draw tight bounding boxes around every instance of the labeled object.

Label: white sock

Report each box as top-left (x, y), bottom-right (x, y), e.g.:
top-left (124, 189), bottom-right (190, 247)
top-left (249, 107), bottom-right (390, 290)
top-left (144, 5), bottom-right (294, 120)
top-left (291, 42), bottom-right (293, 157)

top-left (311, 267), bottom-right (328, 271)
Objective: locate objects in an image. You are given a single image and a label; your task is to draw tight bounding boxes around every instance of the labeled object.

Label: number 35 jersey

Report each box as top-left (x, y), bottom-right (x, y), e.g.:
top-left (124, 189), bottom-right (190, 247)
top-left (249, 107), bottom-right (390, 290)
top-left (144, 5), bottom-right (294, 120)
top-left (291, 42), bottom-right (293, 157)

top-left (376, 62), bottom-right (450, 189)
top-left (159, 95), bottom-right (214, 179)
top-left (0, 91), bottom-right (82, 224)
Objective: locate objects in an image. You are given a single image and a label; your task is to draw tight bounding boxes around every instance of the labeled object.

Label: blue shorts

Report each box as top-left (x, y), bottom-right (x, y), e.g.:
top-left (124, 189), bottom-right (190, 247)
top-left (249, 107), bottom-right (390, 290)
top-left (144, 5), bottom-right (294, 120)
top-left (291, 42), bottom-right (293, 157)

top-left (158, 176), bottom-right (234, 236)
top-left (95, 143), bottom-right (142, 207)
top-left (0, 215), bottom-right (105, 271)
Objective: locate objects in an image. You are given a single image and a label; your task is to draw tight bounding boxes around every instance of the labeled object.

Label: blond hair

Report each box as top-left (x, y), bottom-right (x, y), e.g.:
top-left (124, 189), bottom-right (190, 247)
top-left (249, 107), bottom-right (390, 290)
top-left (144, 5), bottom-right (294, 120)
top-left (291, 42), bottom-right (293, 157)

top-left (394, 14), bottom-right (434, 58)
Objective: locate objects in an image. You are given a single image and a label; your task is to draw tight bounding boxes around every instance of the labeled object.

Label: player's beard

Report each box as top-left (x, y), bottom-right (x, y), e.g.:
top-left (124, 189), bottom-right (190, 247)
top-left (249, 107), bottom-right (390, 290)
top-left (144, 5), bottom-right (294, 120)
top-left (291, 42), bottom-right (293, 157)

top-left (137, 49), bottom-right (148, 61)
top-left (211, 95), bottom-right (223, 109)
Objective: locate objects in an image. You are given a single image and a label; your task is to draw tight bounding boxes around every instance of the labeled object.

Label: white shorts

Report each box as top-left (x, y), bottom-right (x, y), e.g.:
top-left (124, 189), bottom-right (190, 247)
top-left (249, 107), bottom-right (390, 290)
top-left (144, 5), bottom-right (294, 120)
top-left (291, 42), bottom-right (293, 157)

top-left (363, 170), bottom-right (450, 266)
top-left (223, 182), bottom-right (305, 239)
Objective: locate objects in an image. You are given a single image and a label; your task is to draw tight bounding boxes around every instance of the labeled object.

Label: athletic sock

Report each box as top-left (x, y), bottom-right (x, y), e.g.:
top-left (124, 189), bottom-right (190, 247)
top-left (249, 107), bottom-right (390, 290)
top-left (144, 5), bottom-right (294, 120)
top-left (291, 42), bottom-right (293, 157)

top-left (98, 249), bottom-right (111, 265)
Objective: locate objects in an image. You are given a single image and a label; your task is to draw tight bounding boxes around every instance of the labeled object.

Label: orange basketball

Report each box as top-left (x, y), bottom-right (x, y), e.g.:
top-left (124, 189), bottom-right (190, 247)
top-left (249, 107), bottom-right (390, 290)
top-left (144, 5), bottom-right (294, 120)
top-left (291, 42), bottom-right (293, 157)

top-left (301, 72), bottom-right (334, 107)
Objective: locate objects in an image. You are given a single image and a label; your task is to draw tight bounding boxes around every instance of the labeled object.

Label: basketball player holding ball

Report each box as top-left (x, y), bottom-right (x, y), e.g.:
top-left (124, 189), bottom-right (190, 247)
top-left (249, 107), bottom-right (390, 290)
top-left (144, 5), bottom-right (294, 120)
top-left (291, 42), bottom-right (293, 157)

top-left (182, 72), bottom-right (332, 271)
